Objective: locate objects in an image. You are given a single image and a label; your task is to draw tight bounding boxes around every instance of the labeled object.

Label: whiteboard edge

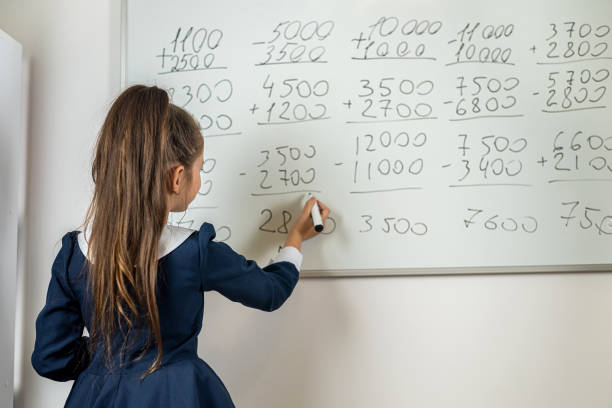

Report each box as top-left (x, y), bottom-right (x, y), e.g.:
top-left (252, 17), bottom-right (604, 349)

top-left (300, 264), bottom-right (612, 278)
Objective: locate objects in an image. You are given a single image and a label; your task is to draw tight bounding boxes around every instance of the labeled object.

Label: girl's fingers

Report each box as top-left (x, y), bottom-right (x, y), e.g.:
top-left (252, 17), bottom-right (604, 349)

top-left (321, 209), bottom-right (330, 223)
top-left (299, 197), bottom-right (317, 222)
top-left (317, 200), bottom-right (329, 213)
top-left (298, 197), bottom-right (330, 230)
top-left (317, 200), bottom-right (331, 222)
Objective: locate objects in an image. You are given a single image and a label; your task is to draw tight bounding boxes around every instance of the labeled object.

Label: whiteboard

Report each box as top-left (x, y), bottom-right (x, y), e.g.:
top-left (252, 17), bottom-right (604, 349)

top-left (0, 29), bottom-right (22, 408)
top-left (123, 0), bottom-right (612, 276)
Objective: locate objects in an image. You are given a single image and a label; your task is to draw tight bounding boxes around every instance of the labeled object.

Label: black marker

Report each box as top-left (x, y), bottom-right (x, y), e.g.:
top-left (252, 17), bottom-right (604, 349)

top-left (305, 193), bottom-right (324, 232)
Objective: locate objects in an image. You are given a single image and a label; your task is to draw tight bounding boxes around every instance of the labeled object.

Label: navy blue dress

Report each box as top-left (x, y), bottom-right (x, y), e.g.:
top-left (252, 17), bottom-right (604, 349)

top-left (32, 222), bottom-right (300, 407)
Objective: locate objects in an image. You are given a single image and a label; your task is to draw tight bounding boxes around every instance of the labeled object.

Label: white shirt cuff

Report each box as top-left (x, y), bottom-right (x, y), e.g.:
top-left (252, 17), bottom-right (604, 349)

top-left (271, 246), bottom-right (303, 271)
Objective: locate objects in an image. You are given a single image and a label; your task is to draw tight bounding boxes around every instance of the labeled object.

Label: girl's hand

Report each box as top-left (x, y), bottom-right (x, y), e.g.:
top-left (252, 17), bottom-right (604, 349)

top-left (283, 197), bottom-right (330, 251)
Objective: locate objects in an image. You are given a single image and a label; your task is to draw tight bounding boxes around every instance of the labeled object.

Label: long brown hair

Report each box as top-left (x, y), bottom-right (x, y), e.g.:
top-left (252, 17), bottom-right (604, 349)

top-left (84, 85), bottom-right (203, 376)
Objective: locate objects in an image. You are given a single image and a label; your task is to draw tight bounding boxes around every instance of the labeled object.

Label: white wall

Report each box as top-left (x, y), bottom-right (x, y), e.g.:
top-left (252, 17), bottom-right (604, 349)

top-left (0, 28), bottom-right (23, 408)
top-left (3, 1), bottom-right (612, 407)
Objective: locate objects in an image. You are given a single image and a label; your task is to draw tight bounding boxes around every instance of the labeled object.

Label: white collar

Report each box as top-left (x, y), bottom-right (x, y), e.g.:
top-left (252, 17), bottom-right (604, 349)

top-left (78, 223), bottom-right (195, 261)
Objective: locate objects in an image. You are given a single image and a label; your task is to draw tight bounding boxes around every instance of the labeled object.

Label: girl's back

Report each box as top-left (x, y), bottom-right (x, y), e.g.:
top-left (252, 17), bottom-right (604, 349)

top-left (33, 222), bottom-right (301, 407)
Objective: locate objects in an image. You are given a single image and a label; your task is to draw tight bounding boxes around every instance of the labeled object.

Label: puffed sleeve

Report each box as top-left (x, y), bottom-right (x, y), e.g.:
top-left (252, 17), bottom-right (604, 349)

top-left (31, 232), bottom-right (90, 382)
top-left (198, 223), bottom-right (301, 312)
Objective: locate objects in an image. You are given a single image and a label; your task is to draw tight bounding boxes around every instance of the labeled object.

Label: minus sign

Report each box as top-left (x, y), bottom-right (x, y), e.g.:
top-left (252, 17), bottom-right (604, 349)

top-left (239, 172), bottom-right (247, 176)
top-left (448, 39), bottom-right (457, 44)
top-left (252, 41), bottom-right (265, 45)
top-left (533, 92), bottom-right (540, 96)
top-left (441, 164), bottom-right (451, 168)
top-left (443, 101), bottom-right (453, 104)
top-left (334, 162), bottom-right (344, 166)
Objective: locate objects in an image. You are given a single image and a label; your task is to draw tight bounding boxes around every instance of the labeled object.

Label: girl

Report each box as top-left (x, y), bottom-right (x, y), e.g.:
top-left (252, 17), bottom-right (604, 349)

top-left (31, 85), bottom-right (330, 407)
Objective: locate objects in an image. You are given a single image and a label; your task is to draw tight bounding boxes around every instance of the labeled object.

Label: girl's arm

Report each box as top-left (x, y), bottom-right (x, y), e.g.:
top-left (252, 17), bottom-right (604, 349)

top-left (199, 226), bottom-right (301, 312)
top-left (199, 197), bottom-right (329, 311)
top-left (31, 233), bottom-right (90, 381)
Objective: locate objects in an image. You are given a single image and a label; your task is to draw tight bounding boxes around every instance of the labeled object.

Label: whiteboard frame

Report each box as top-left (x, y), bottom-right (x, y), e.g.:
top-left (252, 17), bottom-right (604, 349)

top-left (299, 264), bottom-right (612, 278)
top-left (119, 0), bottom-right (612, 277)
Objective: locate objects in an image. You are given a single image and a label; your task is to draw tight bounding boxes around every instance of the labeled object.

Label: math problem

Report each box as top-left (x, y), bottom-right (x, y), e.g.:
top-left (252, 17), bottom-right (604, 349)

top-left (127, 0), bottom-right (612, 271)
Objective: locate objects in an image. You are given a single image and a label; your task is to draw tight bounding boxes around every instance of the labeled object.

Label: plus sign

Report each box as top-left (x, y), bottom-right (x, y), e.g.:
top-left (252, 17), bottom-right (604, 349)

top-left (343, 100), bottom-right (352, 109)
top-left (351, 32), bottom-right (367, 49)
top-left (529, 45), bottom-right (537, 53)
top-left (537, 156), bottom-right (548, 167)
top-left (249, 104), bottom-right (259, 114)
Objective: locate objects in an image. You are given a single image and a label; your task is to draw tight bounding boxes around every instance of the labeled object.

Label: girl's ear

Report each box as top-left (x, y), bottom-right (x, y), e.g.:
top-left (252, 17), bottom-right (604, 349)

top-left (169, 165), bottom-right (185, 194)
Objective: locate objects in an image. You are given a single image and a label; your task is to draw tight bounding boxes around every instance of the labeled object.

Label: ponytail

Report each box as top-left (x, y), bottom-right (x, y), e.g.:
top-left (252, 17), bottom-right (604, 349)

top-left (84, 85), bottom-right (203, 377)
